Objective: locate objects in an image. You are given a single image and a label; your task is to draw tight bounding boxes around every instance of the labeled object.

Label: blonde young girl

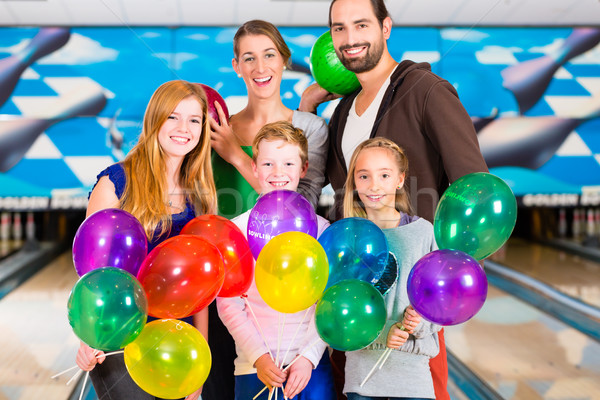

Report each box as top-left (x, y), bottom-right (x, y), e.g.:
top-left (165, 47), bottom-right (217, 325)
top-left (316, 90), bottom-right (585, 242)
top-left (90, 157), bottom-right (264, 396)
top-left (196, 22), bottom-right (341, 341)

top-left (342, 138), bottom-right (441, 400)
top-left (76, 80), bottom-right (216, 400)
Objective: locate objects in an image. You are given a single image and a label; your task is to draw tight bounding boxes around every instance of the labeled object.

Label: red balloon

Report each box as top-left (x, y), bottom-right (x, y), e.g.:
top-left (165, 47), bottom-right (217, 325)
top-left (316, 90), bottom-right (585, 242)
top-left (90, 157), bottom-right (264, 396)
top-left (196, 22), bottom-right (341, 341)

top-left (198, 83), bottom-right (229, 125)
top-left (136, 235), bottom-right (224, 319)
top-left (181, 215), bottom-right (254, 298)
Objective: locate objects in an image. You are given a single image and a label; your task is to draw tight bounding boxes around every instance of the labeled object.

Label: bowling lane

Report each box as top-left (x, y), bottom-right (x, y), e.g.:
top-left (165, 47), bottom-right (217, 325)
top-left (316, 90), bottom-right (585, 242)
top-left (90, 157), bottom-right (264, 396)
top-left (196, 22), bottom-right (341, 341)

top-left (489, 238), bottom-right (600, 308)
top-left (0, 250), bottom-right (80, 400)
top-left (445, 284), bottom-right (600, 400)
top-left (0, 240), bottom-right (23, 259)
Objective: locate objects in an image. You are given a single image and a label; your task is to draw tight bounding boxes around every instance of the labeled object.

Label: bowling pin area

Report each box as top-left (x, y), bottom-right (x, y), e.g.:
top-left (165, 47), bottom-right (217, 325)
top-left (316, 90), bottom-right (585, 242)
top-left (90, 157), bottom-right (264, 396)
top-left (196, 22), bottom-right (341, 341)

top-left (1, 17), bottom-right (600, 400)
top-left (0, 204), bottom-right (599, 400)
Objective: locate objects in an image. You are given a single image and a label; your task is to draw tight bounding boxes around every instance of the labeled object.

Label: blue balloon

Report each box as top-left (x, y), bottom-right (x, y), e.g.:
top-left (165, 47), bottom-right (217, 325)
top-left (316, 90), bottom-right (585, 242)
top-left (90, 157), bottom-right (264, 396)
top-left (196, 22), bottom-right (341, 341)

top-left (318, 217), bottom-right (389, 289)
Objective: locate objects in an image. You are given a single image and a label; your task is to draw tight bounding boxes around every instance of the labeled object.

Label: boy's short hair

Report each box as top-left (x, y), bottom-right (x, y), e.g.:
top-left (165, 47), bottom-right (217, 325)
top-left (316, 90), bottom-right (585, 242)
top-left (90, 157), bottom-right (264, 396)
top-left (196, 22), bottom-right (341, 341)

top-left (252, 121), bottom-right (308, 164)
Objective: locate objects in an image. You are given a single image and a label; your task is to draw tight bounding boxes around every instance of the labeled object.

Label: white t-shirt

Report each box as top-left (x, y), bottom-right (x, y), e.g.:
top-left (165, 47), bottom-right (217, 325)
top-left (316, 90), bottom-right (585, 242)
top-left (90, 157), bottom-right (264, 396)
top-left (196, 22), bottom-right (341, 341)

top-left (216, 210), bottom-right (330, 376)
top-left (341, 73), bottom-right (393, 170)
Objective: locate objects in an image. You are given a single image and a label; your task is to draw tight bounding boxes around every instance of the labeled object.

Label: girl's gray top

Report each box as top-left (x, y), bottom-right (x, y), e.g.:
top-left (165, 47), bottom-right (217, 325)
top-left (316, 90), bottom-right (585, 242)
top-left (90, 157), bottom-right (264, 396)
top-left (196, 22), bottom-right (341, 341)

top-left (344, 217), bottom-right (441, 399)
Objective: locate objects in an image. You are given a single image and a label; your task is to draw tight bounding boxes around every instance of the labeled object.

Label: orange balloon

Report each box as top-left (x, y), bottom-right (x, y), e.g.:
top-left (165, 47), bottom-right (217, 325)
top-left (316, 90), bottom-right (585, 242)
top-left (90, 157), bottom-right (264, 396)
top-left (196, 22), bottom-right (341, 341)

top-left (136, 235), bottom-right (224, 319)
top-left (182, 215), bottom-right (254, 297)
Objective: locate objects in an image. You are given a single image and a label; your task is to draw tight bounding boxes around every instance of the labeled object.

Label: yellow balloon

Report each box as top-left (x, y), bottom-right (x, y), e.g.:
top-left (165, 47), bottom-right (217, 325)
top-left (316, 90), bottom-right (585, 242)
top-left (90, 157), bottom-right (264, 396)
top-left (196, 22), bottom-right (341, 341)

top-left (124, 319), bottom-right (211, 399)
top-left (255, 231), bottom-right (329, 313)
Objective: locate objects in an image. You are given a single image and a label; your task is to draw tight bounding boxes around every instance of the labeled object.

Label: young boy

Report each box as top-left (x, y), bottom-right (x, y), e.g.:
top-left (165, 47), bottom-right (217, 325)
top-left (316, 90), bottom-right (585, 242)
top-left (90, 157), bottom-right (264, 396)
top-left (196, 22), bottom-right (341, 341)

top-left (216, 121), bottom-right (335, 400)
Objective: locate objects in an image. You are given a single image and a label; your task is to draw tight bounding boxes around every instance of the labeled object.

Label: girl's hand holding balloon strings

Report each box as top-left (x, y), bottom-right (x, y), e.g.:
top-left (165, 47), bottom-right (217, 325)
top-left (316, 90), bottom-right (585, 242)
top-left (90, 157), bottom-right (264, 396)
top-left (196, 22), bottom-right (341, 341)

top-left (402, 305), bottom-right (421, 334)
top-left (386, 323), bottom-right (408, 350)
top-left (75, 342), bottom-right (105, 371)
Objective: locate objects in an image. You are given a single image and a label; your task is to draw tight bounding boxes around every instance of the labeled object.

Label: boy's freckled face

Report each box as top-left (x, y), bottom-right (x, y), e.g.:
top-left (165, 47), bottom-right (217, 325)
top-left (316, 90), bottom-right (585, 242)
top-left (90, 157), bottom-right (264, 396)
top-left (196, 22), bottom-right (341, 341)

top-left (253, 139), bottom-right (308, 194)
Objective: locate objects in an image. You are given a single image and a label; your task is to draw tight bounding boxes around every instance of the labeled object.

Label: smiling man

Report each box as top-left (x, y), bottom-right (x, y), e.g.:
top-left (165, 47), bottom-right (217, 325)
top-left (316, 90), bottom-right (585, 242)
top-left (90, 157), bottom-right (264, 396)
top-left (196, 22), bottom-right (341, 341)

top-left (299, 0), bottom-right (489, 399)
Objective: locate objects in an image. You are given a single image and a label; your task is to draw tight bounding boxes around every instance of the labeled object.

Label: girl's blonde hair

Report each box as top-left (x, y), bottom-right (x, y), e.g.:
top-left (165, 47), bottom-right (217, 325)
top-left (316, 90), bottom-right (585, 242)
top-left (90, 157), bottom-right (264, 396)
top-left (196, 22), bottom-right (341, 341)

top-left (120, 80), bottom-right (217, 239)
top-left (343, 137), bottom-right (413, 219)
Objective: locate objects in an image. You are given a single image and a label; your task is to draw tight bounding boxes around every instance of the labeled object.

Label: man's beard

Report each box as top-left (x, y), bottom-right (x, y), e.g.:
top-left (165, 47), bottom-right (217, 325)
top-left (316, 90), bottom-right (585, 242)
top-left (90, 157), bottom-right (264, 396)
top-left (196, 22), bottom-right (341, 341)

top-left (337, 39), bottom-right (384, 74)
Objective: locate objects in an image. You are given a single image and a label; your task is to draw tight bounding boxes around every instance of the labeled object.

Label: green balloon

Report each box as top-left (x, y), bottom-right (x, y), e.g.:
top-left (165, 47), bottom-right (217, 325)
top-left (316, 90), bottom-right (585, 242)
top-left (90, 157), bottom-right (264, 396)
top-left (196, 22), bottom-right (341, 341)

top-left (310, 31), bottom-right (360, 95)
top-left (315, 279), bottom-right (387, 351)
top-left (68, 267), bottom-right (148, 351)
top-left (434, 172), bottom-right (517, 260)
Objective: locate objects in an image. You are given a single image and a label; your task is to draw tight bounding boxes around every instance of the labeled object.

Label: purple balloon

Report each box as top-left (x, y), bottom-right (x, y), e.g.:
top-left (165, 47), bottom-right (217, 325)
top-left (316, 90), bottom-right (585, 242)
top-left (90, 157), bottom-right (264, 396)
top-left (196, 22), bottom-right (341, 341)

top-left (247, 190), bottom-right (318, 259)
top-left (72, 208), bottom-right (148, 277)
top-left (407, 249), bottom-right (487, 326)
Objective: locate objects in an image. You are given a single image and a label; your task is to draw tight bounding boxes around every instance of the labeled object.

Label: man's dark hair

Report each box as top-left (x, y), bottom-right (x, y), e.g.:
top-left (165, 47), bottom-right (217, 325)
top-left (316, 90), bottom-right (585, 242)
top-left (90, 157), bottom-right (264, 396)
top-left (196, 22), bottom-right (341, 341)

top-left (328, 0), bottom-right (390, 27)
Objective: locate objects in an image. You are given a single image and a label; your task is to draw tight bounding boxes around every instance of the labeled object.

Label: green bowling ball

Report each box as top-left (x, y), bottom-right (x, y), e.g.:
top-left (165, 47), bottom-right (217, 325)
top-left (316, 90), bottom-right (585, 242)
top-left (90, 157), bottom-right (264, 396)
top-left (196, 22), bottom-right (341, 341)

top-left (310, 31), bottom-right (360, 95)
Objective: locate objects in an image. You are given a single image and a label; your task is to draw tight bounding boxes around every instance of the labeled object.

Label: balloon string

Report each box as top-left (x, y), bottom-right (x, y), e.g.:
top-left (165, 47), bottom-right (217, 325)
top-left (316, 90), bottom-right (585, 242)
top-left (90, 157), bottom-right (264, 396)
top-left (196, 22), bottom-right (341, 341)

top-left (379, 347), bottom-right (393, 370)
top-left (243, 296), bottom-right (275, 361)
top-left (51, 364), bottom-right (79, 379)
top-left (52, 349), bottom-right (122, 383)
top-left (275, 313), bottom-right (286, 368)
top-left (360, 325), bottom-right (405, 387)
top-left (65, 347), bottom-right (100, 388)
top-left (274, 313), bottom-right (287, 400)
top-left (279, 308), bottom-right (310, 369)
top-left (253, 338), bottom-right (321, 400)
top-left (66, 369), bottom-right (82, 386)
top-left (78, 371), bottom-right (89, 400)
top-left (102, 350), bottom-right (124, 357)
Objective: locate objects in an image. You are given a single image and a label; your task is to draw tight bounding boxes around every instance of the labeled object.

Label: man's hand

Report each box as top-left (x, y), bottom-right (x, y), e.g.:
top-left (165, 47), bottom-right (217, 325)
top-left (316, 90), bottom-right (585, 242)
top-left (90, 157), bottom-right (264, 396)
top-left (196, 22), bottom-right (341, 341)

top-left (298, 83), bottom-right (341, 113)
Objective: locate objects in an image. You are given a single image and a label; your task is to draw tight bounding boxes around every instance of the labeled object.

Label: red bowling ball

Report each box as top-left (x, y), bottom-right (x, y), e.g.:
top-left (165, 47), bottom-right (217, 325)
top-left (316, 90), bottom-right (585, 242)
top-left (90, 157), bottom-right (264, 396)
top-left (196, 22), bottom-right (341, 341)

top-left (198, 83), bottom-right (229, 125)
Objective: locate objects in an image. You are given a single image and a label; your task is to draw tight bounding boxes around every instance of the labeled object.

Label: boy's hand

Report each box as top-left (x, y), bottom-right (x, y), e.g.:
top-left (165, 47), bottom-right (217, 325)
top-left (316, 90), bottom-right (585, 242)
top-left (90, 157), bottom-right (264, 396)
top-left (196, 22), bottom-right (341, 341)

top-left (76, 342), bottom-right (105, 371)
top-left (386, 323), bottom-right (409, 349)
top-left (255, 353), bottom-right (286, 390)
top-left (402, 305), bottom-right (422, 334)
top-left (283, 356), bottom-right (313, 399)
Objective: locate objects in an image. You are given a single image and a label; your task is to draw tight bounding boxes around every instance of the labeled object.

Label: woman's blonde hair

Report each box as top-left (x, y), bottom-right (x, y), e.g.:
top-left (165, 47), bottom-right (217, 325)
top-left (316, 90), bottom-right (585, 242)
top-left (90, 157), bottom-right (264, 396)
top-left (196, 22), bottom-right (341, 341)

top-left (233, 19), bottom-right (292, 69)
top-left (343, 137), bottom-right (412, 219)
top-left (120, 80), bottom-right (217, 239)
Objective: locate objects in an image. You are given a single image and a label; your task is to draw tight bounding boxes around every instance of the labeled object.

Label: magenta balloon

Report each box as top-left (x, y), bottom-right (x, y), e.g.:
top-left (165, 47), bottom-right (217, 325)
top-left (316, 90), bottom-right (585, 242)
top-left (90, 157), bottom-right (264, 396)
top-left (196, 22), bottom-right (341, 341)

top-left (247, 190), bottom-right (318, 259)
top-left (72, 208), bottom-right (148, 277)
top-left (198, 83), bottom-right (229, 125)
top-left (407, 249), bottom-right (487, 326)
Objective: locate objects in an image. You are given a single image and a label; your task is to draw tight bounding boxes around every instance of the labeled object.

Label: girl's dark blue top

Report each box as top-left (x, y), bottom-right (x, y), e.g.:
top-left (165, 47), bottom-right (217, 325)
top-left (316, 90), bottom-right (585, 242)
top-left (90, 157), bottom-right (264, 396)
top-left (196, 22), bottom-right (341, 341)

top-left (93, 163), bottom-right (197, 325)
